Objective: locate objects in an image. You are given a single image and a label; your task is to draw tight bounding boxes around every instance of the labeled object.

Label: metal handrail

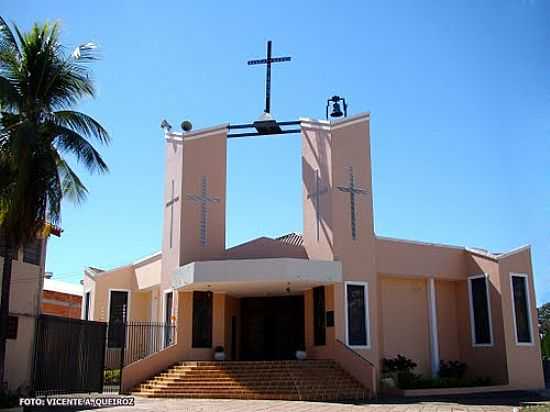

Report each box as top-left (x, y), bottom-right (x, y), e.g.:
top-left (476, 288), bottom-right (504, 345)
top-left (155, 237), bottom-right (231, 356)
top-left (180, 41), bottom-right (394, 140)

top-left (335, 338), bottom-right (376, 369)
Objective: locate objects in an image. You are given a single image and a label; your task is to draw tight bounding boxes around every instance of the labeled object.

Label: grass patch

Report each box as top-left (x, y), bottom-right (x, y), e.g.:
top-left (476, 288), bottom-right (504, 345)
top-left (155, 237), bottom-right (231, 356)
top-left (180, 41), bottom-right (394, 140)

top-left (399, 375), bottom-right (492, 390)
top-left (104, 368), bottom-right (121, 385)
top-left (521, 405), bottom-right (550, 412)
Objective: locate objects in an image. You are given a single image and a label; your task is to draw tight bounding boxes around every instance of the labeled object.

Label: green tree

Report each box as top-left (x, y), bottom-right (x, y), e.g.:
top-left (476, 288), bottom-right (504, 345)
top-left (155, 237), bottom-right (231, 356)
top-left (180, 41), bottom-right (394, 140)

top-left (538, 302), bottom-right (550, 336)
top-left (0, 16), bottom-right (110, 383)
top-left (539, 303), bottom-right (550, 360)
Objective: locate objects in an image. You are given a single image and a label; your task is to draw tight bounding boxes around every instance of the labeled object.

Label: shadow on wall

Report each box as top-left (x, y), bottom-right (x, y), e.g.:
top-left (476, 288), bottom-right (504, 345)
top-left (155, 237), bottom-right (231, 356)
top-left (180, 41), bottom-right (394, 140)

top-left (460, 256), bottom-right (509, 385)
top-left (302, 127), bottom-right (334, 256)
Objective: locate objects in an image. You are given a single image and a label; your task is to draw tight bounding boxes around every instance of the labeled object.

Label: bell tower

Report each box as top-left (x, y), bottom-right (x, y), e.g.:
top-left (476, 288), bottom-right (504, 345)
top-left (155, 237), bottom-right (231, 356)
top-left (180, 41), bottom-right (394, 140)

top-left (160, 124), bottom-right (228, 293)
top-left (301, 113), bottom-right (375, 259)
top-left (301, 112), bottom-right (379, 366)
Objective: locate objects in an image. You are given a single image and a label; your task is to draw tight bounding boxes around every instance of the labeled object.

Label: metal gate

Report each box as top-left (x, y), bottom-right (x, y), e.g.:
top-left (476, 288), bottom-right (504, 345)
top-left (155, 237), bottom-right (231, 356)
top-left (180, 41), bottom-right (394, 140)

top-left (102, 321), bottom-right (176, 392)
top-left (32, 315), bottom-right (107, 395)
top-left (103, 321), bottom-right (126, 393)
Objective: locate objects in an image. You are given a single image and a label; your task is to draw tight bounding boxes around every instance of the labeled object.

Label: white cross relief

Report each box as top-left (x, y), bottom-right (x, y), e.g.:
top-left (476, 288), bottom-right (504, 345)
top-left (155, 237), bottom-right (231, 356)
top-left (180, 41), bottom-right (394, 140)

top-left (307, 169), bottom-right (329, 241)
top-left (166, 180), bottom-right (179, 248)
top-left (186, 176), bottom-right (220, 247)
top-left (337, 166), bottom-right (368, 240)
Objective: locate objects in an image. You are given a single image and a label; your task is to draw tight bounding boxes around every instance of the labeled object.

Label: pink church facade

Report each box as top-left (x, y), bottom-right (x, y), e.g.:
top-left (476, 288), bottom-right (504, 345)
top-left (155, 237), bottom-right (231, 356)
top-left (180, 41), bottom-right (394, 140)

top-left (84, 113), bottom-right (545, 395)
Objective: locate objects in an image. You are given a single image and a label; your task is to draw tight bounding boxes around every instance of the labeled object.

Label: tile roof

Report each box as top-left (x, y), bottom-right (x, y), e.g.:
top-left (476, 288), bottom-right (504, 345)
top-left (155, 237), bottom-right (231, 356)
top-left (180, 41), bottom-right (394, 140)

top-left (275, 233), bottom-right (304, 247)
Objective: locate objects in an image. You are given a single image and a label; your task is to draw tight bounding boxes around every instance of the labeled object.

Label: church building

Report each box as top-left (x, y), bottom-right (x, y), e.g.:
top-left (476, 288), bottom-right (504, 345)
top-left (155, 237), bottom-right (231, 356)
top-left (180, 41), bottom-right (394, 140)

top-left (83, 111), bottom-right (545, 397)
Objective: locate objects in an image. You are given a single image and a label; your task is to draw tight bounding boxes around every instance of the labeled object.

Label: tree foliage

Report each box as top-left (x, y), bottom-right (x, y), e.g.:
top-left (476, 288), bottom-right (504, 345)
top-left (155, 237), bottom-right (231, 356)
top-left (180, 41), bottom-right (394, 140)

top-left (0, 15), bottom-right (110, 382)
top-left (0, 16), bottom-right (110, 246)
top-left (538, 302), bottom-right (550, 336)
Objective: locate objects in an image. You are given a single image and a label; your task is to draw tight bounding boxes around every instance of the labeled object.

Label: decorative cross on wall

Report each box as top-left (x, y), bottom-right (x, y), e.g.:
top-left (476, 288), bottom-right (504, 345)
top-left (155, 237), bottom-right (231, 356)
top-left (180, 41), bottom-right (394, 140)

top-left (307, 169), bottom-right (329, 241)
top-left (337, 166), bottom-right (368, 240)
top-left (166, 180), bottom-right (179, 248)
top-left (186, 176), bottom-right (220, 247)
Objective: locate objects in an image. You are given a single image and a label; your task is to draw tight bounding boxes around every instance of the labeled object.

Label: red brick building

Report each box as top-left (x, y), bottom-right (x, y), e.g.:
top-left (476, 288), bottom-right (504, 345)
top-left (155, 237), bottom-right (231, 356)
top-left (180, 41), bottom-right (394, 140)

top-left (42, 278), bottom-right (82, 319)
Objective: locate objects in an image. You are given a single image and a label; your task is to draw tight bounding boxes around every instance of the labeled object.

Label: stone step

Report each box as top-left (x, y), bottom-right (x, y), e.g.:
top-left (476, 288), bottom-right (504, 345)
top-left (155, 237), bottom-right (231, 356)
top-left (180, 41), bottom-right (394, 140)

top-left (144, 377), bottom-right (360, 386)
top-left (159, 370), bottom-right (349, 377)
top-left (133, 389), bottom-right (368, 396)
top-left (132, 360), bottom-right (370, 401)
top-left (132, 391), bottom-right (368, 401)
top-left (158, 370), bottom-right (346, 376)
top-left (140, 383), bottom-right (350, 390)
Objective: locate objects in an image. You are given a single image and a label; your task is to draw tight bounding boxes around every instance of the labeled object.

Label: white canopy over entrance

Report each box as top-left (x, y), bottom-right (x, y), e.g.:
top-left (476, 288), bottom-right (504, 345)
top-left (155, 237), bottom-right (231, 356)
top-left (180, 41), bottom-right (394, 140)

top-left (172, 258), bottom-right (342, 297)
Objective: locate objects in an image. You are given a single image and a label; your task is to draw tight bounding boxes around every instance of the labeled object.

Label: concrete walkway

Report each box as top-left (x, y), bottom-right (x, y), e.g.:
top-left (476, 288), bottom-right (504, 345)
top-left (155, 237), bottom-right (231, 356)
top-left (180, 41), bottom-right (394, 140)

top-left (89, 396), bottom-right (549, 412)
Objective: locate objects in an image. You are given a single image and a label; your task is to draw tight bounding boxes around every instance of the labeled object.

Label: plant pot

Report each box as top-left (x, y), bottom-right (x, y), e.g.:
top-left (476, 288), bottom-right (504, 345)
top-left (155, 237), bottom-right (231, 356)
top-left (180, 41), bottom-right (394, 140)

top-left (295, 350), bottom-right (306, 360)
top-left (214, 351), bottom-right (225, 361)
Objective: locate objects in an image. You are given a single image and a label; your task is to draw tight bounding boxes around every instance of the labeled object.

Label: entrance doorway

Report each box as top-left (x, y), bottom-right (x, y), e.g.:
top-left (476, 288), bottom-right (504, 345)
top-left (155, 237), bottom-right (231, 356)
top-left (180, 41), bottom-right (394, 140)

top-left (240, 295), bottom-right (304, 360)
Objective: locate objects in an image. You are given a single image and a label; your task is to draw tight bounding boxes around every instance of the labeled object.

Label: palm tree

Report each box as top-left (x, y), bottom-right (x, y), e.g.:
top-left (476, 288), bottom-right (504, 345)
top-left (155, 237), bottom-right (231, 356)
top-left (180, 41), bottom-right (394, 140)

top-left (0, 16), bottom-right (110, 383)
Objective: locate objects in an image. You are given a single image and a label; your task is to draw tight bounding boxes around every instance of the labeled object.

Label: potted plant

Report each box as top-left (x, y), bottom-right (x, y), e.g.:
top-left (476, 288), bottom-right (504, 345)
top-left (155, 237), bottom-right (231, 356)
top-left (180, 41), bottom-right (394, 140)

top-left (382, 354), bottom-right (418, 389)
top-left (214, 346), bottom-right (225, 361)
top-left (295, 345), bottom-right (306, 360)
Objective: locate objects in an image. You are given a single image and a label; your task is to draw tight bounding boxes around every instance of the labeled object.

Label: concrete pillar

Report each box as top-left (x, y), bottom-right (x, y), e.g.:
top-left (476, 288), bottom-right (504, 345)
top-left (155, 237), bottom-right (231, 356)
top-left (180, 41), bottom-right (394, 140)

top-left (427, 277), bottom-right (440, 377)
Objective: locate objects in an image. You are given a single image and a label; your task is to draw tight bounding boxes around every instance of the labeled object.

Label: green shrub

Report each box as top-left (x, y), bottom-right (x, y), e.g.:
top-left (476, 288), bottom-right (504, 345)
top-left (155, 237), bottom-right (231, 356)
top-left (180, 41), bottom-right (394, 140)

top-left (439, 360), bottom-right (467, 379)
top-left (541, 333), bottom-right (550, 360)
top-left (104, 369), bottom-right (121, 385)
top-left (400, 375), bottom-right (492, 390)
top-left (0, 387), bottom-right (24, 409)
top-left (382, 355), bottom-right (420, 388)
top-left (382, 354), bottom-right (417, 374)
top-left (382, 356), bottom-right (491, 390)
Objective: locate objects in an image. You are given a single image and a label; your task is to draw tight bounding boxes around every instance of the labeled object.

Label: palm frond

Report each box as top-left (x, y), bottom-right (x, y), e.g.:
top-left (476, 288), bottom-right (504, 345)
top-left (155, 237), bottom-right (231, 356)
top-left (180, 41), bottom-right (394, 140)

top-left (53, 125), bottom-right (109, 174)
top-left (42, 152), bottom-right (63, 227)
top-left (52, 110), bottom-right (110, 144)
top-left (0, 75), bottom-right (20, 110)
top-left (0, 18), bottom-right (110, 248)
top-left (56, 156), bottom-right (88, 204)
top-left (0, 16), bottom-right (20, 57)
top-left (72, 42), bottom-right (98, 62)
top-left (43, 61), bottom-right (96, 109)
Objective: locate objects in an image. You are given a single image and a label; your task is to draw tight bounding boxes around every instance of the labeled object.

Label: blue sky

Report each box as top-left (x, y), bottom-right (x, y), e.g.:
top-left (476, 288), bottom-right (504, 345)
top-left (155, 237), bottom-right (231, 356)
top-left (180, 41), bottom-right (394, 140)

top-left (5, 0), bottom-right (549, 304)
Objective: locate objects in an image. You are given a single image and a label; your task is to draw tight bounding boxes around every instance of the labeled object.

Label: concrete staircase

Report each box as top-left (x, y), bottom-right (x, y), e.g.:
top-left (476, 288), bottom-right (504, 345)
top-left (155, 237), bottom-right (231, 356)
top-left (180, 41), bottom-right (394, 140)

top-left (132, 360), bottom-right (370, 401)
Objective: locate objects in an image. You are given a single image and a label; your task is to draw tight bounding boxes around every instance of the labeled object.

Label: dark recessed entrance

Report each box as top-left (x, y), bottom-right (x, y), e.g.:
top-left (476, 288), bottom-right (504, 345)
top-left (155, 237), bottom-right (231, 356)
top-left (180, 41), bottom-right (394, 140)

top-left (240, 295), bottom-right (304, 360)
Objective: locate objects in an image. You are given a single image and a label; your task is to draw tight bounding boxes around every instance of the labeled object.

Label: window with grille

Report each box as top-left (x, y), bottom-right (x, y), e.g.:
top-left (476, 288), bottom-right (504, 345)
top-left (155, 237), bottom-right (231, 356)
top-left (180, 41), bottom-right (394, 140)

top-left (192, 291), bottom-right (212, 348)
top-left (511, 274), bottom-right (533, 344)
top-left (468, 275), bottom-right (493, 345)
top-left (345, 282), bottom-right (369, 347)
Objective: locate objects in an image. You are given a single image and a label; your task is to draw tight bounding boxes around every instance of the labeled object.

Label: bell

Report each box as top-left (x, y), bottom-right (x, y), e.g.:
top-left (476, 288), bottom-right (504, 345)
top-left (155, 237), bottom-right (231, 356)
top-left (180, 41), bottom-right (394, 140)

top-left (330, 101), bottom-right (344, 118)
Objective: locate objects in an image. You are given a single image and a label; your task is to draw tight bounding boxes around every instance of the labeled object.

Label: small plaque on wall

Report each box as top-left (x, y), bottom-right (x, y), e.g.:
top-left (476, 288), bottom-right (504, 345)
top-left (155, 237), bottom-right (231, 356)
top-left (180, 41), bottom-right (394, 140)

top-left (326, 311), bottom-right (335, 327)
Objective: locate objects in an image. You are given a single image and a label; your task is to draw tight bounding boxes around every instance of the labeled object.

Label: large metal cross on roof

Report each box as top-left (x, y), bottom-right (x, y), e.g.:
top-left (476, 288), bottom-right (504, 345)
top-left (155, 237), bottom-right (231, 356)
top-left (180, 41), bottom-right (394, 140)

top-left (248, 40), bottom-right (291, 115)
top-left (227, 41), bottom-right (300, 138)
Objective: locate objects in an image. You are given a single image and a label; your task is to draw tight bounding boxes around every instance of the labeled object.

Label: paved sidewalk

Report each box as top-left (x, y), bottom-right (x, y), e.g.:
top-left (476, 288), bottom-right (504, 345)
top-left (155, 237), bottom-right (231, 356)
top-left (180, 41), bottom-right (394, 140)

top-left (88, 396), bottom-right (549, 412)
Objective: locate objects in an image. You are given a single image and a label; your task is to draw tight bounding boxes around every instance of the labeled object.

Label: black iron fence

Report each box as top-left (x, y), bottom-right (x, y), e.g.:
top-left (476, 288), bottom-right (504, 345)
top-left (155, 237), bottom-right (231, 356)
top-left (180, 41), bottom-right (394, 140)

top-left (123, 321), bottom-right (175, 365)
top-left (103, 321), bottom-right (175, 392)
top-left (105, 322), bottom-right (175, 366)
top-left (32, 317), bottom-right (175, 395)
top-left (543, 359), bottom-right (549, 388)
top-left (32, 315), bottom-right (107, 396)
